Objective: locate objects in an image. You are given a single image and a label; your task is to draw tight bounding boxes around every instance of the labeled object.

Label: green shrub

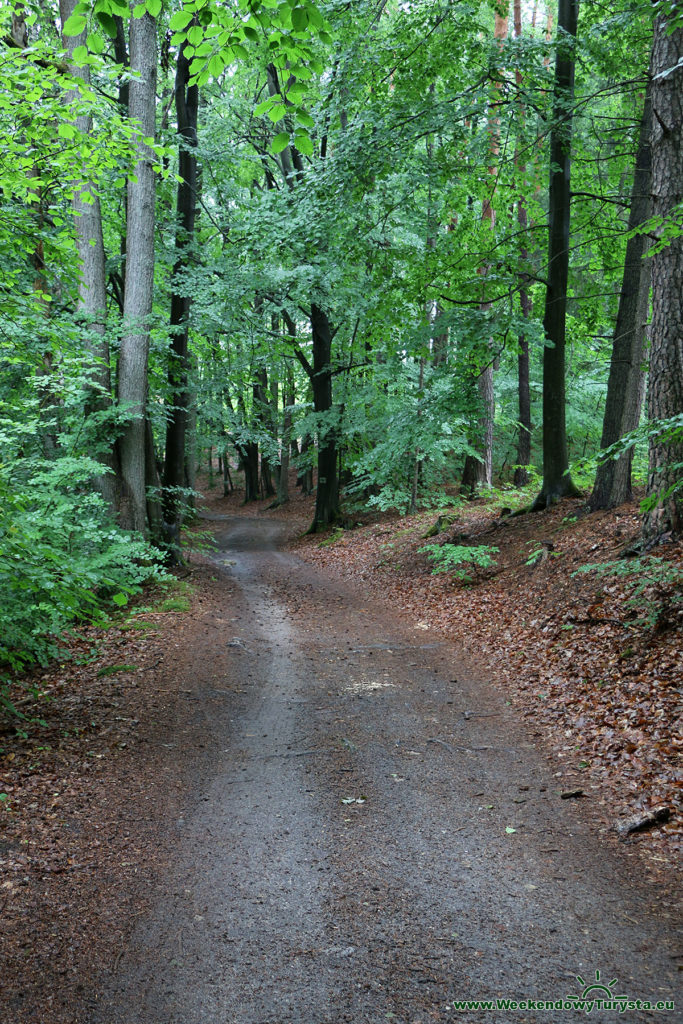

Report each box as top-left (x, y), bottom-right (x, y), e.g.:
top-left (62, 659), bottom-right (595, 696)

top-left (419, 543), bottom-right (499, 582)
top-left (573, 555), bottom-right (683, 628)
top-left (0, 455), bottom-right (167, 697)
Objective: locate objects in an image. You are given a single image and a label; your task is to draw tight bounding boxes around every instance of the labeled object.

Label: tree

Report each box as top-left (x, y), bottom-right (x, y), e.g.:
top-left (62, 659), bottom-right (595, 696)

top-left (118, 11), bottom-right (158, 534)
top-left (532, 0), bottom-right (582, 508)
top-left (59, 0), bottom-right (120, 511)
top-left (162, 38), bottom-right (199, 558)
top-left (642, 5), bottom-right (683, 540)
top-left (461, 2), bottom-right (509, 496)
top-left (590, 82), bottom-right (651, 511)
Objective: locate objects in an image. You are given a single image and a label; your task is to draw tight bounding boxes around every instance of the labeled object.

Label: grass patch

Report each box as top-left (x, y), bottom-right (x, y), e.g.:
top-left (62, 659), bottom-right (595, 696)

top-left (159, 597), bottom-right (191, 613)
top-left (120, 620), bottom-right (157, 632)
top-left (96, 663), bottom-right (138, 678)
top-left (317, 527), bottom-right (345, 548)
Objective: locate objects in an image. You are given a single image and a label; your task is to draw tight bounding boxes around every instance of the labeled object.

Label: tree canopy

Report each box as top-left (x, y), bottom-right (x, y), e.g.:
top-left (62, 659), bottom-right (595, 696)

top-left (1, 0), bottom-right (682, 682)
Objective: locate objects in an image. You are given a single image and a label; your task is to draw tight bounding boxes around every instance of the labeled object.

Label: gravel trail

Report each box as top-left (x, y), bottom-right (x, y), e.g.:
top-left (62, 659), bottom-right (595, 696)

top-left (96, 515), bottom-right (681, 1024)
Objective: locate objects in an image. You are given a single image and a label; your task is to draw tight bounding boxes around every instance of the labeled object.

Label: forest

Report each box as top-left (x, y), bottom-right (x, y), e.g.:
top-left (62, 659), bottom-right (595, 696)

top-left (2, 2), bottom-right (683, 1016)
top-left (1, 0), bottom-right (682, 694)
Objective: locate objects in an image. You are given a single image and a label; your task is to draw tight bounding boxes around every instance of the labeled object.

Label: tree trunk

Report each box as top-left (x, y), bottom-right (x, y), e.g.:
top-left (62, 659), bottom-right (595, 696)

top-left (277, 367), bottom-right (294, 506)
top-left (118, 12), bottom-right (157, 534)
top-left (642, 13), bottom-right (683, 540)
top-left (60, 0), bottom-right (120, 511)
top-left (241, 442), bottom-right (260, 502)
top-left (310, 303), bottom-right (339, 531)
top-left (410, 357), bottom-right (425, 512)
top-left (532, 0), bottom-right (581, 509)
top-left (145, 416), bottom-right (163, 544)
top-left (461, 7), bottom-right (508, 496)
top-left (162, 40), bottom-right (199, 552)
top-left (255, 367), bottom-right (276, 497)
top-left (512, 0), bottom-right (533, 487)
top-left (590, 85), bottom-right (652, 511)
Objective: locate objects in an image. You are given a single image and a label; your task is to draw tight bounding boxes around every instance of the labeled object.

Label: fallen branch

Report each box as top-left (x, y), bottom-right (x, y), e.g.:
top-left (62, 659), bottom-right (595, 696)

top-left (616, 805), bottom-right (671, 839)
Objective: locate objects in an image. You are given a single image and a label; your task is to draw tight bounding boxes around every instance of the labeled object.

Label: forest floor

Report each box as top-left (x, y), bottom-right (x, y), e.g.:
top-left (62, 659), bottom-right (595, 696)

top-left (0, 472), bottom-right (681, 1022)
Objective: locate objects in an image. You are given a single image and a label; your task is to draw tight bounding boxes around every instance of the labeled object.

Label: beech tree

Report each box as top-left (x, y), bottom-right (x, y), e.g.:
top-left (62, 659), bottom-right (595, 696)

top-left (590, 83), bottom-right (651, 511)
top-left (642, 5), bottom-right (683, 540)
top-left (118, 11), bottom-right (158, 534)
top-left (532, 0), bottom-right (582, 508)
top-left (162, 38), bottom-right (199, 558)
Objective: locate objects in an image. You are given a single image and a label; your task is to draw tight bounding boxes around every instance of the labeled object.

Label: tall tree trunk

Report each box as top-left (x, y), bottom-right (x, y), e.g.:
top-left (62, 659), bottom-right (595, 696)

top-left (512, 0), bottom-right (533, 487)
top-left (532, 0), bottom-right (581, 509)
top-left (162, 41), bottom-right (199, 557)
top-left (242, 440), bottom-right (260, 502)
top-left (642, 13), bottom-right (683, 540)
top-left (145, 416), bottom-right (163, 541)
top-left (462, 6), bottom-right (508, 495)
top-left (255, 367), bottom-right (276, 497)
top-left (309, 303), bottom-right (339, 531)
top-left (277, 366), bottom-right (294, 506)
top-left (118, 12), bottom-right (157, 534)
top-left (60, 0), bottom-right (120, 511)
top-left (590, 85), bottom-right (652, 511)
top-left (410, 356), bottom-right (425, 512)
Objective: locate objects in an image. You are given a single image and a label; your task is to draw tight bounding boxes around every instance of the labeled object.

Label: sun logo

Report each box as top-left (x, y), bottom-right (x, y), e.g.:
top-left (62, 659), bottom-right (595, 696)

top-left (575, 970), bottom-right (619, 999)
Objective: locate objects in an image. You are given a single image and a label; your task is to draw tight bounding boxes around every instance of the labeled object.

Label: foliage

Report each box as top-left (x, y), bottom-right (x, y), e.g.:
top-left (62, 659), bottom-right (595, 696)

top-left (0, 453), bottom-right (166, 675)
top-left (419, 543), bottom-right (499, 582)
top-left (573, 555), bottom-right (683, 628)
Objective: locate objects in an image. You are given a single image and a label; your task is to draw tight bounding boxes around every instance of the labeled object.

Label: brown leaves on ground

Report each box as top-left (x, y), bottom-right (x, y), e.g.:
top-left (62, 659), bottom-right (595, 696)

top-left (1, 476), bottom-right (680, 1023)
top-left (293, 496), bottom-right (682, 877)
top-left (0, 590), bottom-right (204, 1022)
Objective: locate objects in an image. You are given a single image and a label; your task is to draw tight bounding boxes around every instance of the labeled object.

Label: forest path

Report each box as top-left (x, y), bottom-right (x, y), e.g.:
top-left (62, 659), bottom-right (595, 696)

top-left (97, 514), bottom-right (681, 1024)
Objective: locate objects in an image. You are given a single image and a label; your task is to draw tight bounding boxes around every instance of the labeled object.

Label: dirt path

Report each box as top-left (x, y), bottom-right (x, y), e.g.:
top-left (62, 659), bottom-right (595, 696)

top-left (94, 515), bottom-right (681, 1023)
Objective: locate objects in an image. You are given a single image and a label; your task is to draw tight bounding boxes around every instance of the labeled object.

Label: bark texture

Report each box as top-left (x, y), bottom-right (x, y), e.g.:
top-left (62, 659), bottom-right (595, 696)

top-left (162, 41), bottom-right (199, 556)
top-left (643, 14), bottom-right (683, 540)
top-left (461, 8), bottom-right (508, 496)
top-left (118, 13), bottom-right (157, 534)
top-left (512, 0), bottom-right (532, 487)
top-left (60, 0), bottom-right (119, 511)
top-left (590, 86), bottom-right (652, 511)
top-left (309, 303), bottom-right (339, 531)
top-left (533, 0), bottom-right (581, 508)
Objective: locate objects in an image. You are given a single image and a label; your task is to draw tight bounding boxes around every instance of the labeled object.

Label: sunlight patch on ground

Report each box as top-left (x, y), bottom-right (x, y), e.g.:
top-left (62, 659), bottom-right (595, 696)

top-left (345, 676), bottom-right (397, 694)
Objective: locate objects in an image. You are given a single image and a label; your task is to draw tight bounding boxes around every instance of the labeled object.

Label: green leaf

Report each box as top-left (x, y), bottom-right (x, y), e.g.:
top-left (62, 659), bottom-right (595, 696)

top-left (295, 109), bottom-right (314, 128)
top-left (286, 81), bottom-right (306, 100)
top-left (132, 3), bottom-right (147, 17)
top-left (254, 96), bottom-right (275, 116)
top-left (71, 44), bottom-right (89, 63)
top-left (242, 25), bottom-right (259, 41)
top-left (63, 13), bottom-right (87, 35)
top-left (294, 132), bottom-right (313, 156)
top-left (112, 593), bottom-right (129, 607)
top-left (307, 6), bottom-right (324, 29)
top-left (290, 63), bottom-right (312, 80)
top-left (291, 6), bottom-right (309, 31)
top-left (146, 0), bottom-right (162, 16)
top-left (271, 131), bottom-right (290, 154)
top-left (88, 32), bottom-right (105, 53)
top-left (208, 54), bottom-right (225, 76)
top-left (169, 10), bottom-right (193, 31)
top-left (267, 103), bottom-right (288, 123)
top-left (95, 12), bottom-right (118, 37)
top-left (58, 123), bottom-right (77, 140)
